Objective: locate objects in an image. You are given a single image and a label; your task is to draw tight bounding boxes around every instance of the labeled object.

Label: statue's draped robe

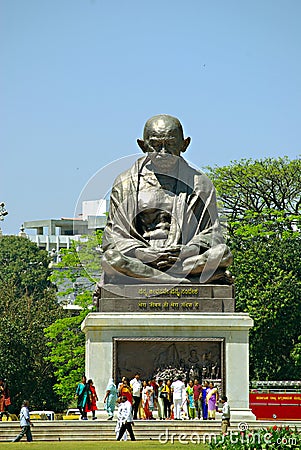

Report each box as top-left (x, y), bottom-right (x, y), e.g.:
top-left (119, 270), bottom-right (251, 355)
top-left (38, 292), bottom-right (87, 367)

top-left (102, 156), bottom-right (230, 281)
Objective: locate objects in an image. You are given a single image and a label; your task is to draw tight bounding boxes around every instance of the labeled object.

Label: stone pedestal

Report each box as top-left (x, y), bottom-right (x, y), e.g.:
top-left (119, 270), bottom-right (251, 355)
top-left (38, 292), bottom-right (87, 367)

top-left (97, 283), bottom-right (235, 313)
top-left (81, 308), bottom-right (256, 421)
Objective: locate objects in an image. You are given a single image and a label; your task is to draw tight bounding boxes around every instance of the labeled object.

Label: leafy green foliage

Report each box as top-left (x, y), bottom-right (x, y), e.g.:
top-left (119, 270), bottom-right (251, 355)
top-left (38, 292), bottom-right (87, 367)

top-left (230, 210), bottom-right (301, 380)
top-left (44, 292), bottom-right (92, 405)
top-left (208, 156), bottom-right (301, 381)
top-left (45, 232), bottom-right (101, 405)
top-left (207, 156), bottom-right (300, 229)
top-left (50, 231), bottom-right (102, 300)
top-left (0, 235), bottom-right (51, 298)
top-left (291, 336), bottom-right (301, 370)
top-left (0, 236), bottom-right (65, 412)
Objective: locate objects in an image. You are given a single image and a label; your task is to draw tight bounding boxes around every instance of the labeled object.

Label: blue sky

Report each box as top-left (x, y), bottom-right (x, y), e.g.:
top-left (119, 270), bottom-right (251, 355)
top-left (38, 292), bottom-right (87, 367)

top-left (1, 0), bottom-right (300, 235)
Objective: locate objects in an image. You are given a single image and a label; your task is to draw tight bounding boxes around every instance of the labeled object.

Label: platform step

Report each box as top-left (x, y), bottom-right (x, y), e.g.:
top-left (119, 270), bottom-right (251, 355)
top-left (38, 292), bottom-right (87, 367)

top-left (1, 420), bottom-right (300, 442)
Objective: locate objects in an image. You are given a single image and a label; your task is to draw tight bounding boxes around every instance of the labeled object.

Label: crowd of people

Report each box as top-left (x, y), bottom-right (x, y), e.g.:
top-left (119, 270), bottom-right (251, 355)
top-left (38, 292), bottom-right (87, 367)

top-left (102, 374), bottom-right (221, 422)
top-left (108, 374), bottom-right (229, 440)
top-left (1, 373), bottom-right (229, 442)
top-left (74, 372), bottom-right (228, 440)
top-left (74, 373), bottom-right (224, 423)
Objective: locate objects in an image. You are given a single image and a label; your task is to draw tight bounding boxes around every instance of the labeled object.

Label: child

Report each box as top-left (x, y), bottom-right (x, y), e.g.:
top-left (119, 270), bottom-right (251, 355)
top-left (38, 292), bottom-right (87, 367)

top-left (220, 395), bottom-right (230, 434)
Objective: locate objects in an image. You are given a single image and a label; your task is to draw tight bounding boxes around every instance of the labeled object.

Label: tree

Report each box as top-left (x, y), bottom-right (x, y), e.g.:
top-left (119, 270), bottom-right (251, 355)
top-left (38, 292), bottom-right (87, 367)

top-left (230, 210), bottom-right (301, 380)
top-left (207, 156), bottom-right (300, 227)
top-left (207, 156), bottom-right (301, 381)
top-left (291, 337), bottom-right (301, 371)
top-left (44, 292), bottom-right (91, 405)
top-left (0, 236), bottom-right (65, 412)
top-left (44, 232), bottom-right (101, 405)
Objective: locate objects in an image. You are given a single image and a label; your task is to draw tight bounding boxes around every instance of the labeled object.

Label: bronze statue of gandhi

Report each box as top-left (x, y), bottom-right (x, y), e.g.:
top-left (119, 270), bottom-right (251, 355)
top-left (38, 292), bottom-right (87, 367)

top-left (101, 114), bottom-right (232, 284)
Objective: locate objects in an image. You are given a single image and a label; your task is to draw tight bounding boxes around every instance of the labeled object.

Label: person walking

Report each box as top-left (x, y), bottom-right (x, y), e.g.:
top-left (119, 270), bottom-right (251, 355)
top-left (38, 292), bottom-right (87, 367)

top-left (85, 379), bottom-right (98, 420)
top-left (115, 398), bottom-right (127, 441)
top-left (104, 377), bottom-right (117, 420)
top-left (75, 374), bottom-right (89, 420)
top-left (12, 400), bottom-right (33, 442)
top-left (116, 396), bottom-right (136, 441)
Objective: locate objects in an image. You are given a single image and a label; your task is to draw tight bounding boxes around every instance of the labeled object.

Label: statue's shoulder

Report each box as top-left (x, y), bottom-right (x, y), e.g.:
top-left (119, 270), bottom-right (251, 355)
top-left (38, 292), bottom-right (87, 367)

top-left (112, 156), bottom-right (146, 188)
top-left (180, 158), bottom-right (214, 191)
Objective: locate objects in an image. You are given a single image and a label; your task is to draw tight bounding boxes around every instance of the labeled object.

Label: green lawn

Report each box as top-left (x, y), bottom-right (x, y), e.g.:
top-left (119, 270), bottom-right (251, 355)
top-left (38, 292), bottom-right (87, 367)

top-left (3, 441), bottom-right (209, 449)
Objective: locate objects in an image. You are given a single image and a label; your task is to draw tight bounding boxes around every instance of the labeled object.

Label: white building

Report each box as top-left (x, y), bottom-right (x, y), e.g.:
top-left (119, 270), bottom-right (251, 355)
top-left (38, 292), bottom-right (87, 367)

top-left (23, 200), bottom-right (107, 253)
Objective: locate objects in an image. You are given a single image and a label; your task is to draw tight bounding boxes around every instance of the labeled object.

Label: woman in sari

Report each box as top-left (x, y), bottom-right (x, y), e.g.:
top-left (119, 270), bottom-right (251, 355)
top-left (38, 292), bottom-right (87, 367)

top-left (142, 380), bottom-right (154, 420)
top-left (206, 381), bottom-right (218, 420)
top-left (85, 379), bottom-right (98, 420)
top-left (118, 378), bottom-right (133, 404)
top-left (75, 374), bottom-right (89, 420)
top-left (103, 378), bottom-right (117, 420)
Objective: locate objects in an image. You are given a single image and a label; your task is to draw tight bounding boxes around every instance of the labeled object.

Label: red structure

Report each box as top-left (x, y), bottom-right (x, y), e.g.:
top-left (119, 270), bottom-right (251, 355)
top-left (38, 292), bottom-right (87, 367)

top-left (250, 381), bottom-right (301, 420)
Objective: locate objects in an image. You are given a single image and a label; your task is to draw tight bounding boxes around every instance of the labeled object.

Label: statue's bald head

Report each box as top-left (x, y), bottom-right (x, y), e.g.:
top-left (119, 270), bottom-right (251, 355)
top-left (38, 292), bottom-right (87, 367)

top-left (143, 114), bottom-right (184, 141)
top-left (137, 114), bottom-right (191, 161)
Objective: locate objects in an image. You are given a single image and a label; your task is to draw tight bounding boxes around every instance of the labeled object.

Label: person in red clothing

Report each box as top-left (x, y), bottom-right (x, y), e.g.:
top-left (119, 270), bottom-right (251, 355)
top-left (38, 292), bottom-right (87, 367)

top-left (118, 378), bottom-right (133, 404)
top-left (85, 379), bottom-right (99, 420)
top-left (142, 380), bottom-right (154, 419)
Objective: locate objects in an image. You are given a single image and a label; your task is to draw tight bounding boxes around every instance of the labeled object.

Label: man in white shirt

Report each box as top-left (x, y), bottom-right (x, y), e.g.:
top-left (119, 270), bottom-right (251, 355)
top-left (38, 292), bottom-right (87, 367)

top-left (130, 373), bottom-right (142, 420)
top-left (116, 396), bottom-right (136, 441)
top-left (220, 395), bottom-right (231, 434)
top-left (12, 400), bottom-right (33, 442)
top-left (171, 376), bottom-right (185, 420)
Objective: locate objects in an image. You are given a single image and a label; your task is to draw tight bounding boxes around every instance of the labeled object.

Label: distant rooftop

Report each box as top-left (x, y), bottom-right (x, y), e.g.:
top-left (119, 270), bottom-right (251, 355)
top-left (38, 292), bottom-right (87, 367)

top-left (24, 218), bottom-right (88, 236)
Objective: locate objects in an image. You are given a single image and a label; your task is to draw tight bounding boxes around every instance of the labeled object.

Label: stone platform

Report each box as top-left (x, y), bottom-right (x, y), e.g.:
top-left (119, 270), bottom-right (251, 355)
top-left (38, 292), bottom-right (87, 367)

top-left (82, 309), bottom-right (255, 421)
top-left (82, 282), bottom-right (255, 421)
top-left (1, 419), bottom-right (301, 442)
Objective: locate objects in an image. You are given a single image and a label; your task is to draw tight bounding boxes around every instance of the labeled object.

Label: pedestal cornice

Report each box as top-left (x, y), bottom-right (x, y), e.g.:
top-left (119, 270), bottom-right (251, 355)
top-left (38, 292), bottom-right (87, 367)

top-left (81, 312), bottom-right (253, 332)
